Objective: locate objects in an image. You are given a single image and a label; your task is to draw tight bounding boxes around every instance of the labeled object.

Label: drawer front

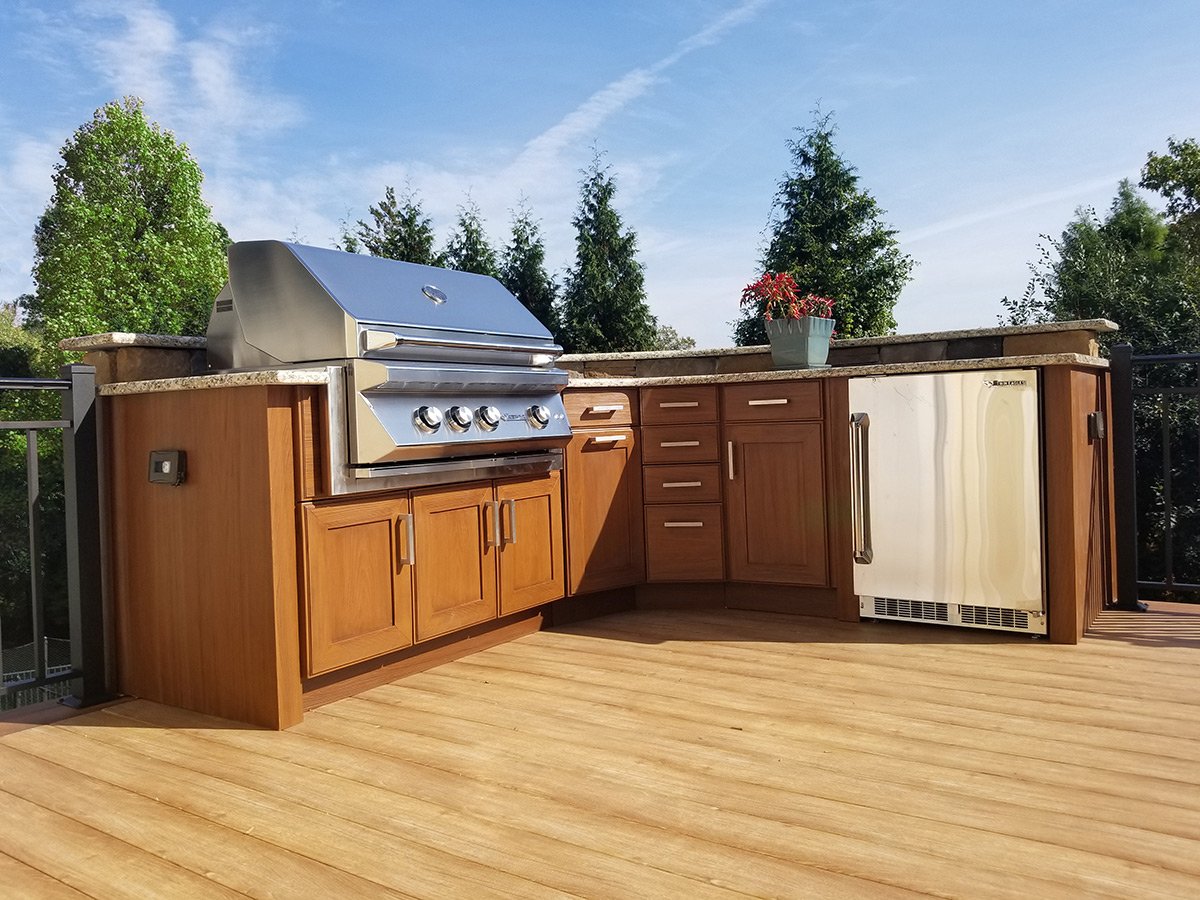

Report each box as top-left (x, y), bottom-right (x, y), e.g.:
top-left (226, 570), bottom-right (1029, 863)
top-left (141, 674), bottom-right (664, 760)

top-left (643, 464), bottom-right (722, 504)
top-left (564, 390), bottom-right (638, 427)
top-left (721, 381), bottom-right (822, 422)
top-left (641, 424), bottom-right (719, 464)
top-left (640, 386), bottom-right (718, 425)
top-left (645, 504), bottom-right (724, 582)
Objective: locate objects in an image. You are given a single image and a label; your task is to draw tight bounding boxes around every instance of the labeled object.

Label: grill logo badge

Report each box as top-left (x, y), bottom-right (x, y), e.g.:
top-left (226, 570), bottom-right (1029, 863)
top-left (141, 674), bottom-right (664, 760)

top-left (421, 285), bottom-right (448, 305)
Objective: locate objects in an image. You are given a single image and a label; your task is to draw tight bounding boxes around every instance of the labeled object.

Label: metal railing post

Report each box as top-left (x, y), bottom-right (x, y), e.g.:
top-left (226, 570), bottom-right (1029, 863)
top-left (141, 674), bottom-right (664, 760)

top-left (1109, 343), bottom-right (1143, 611)
top-left (59, 364), bottom-right (110, 706)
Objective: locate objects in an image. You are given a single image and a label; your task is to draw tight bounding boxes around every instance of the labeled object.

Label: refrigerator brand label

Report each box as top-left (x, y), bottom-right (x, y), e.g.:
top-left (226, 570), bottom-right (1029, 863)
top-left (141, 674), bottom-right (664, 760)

top-left (984, 379), bottom-right (1028, 387)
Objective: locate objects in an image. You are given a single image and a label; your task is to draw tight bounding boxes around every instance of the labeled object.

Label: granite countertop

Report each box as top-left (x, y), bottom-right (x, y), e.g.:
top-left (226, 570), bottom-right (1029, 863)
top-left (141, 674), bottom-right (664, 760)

top-left (98, 368), bottom-right (331, 396)
top-left (565, 353), bottom-right (1107, 388)
top-left (61, 332), bottom-right (208, 352)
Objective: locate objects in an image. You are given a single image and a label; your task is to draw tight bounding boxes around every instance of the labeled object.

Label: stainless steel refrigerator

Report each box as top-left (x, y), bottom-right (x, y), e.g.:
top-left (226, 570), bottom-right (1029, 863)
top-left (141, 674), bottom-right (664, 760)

top-left (848, 369), bottom-right (1047, 634)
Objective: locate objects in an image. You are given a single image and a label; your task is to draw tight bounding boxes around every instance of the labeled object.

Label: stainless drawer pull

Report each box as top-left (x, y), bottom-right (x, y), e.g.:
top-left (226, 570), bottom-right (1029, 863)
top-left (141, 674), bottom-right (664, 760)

top-left (727, 440), bottom-right (735, 480)
top-left (662, 481), bottom-right (702, 489)
top-left (747, 398), bottom-right (789, 406)
top-left (590, 434), bottom-right (626, 444)
top-left (396, 513), bottom-right (415, 567)
top-left (660, 440), bottom-right (700, 448)
top-left (659, 401), bottom-right (699, 408)
top-left (589, 404), bottom-right (625, 413)
top-left (664, 521), bottom-right (704, 528)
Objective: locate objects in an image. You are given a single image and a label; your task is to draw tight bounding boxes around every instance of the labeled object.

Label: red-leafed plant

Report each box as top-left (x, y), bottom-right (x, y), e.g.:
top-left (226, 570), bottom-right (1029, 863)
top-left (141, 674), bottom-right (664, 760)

top-left (740, 273), bottom-right (834, 322)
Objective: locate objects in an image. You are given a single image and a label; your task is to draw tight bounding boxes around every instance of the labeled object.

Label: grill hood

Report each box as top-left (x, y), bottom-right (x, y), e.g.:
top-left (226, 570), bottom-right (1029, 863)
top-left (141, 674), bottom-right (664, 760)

top-left (207, 240), bottom-right (562, 370)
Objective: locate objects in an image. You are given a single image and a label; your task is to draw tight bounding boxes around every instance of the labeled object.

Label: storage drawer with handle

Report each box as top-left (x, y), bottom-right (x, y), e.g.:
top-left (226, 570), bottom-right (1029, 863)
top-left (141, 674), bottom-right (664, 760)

top-left (563, 390), bottom-right (637, 427)
top-left (640, 386), bottom-right (717, 425)
top-left (645, 503), bottom-right (724, 582)
top-left (642, 463), bottom-right (721, 504)
top-left (720, 381), bottom-right (822, 422)
top-left (641, 423), bottom-right (719, 464)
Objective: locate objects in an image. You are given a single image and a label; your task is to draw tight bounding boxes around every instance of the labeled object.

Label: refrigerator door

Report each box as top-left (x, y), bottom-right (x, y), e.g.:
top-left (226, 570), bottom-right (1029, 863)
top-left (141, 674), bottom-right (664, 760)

top-left (849, 369), bottom-right (1043, 612)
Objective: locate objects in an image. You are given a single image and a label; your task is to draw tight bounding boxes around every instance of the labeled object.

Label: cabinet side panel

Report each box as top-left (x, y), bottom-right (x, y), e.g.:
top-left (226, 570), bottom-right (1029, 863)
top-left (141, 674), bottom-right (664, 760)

top-left (108, 386), bottom-right (300, 727)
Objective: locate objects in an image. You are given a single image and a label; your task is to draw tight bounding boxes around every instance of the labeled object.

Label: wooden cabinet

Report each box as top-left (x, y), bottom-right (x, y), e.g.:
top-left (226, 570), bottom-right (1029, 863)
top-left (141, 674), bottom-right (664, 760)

top-left (645, 504), bottom-right (724, 581)
top-left (565, 428), bottom-right (645, 594)
top-left (724, 422), bottom-right (829, 586)
top-left (496, 472), bottom-right (566, 616)
top-left (412, 483), bottom-right (498, 642)
top-left (302, 496), bottom-right (414, 676)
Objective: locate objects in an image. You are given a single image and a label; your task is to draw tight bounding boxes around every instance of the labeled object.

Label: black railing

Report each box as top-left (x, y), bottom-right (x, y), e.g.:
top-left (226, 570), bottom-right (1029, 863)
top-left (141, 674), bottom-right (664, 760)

top-left (0, 365), bottom-right (108, 709)
top-left (1112, 343), bottom-right (1200, 607)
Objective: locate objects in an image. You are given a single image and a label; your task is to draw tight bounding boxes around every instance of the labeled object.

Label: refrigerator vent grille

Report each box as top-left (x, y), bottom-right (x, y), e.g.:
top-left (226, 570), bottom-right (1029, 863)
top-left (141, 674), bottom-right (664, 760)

top-left (960, 605), bottom-right (1031, 630)
top-left (872, 598), bottom-right (949, 622)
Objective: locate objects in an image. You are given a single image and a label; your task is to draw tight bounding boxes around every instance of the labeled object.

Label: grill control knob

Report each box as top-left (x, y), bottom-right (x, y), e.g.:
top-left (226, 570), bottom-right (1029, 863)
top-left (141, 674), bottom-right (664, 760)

top-left (414, 405), bottom-right (443, 433)
top-left (527, 404), bottom-right (551, 429)
top-left (446, 405), bottom-right (473, 431)
top-left (476, 405), bottom-right (502, 431)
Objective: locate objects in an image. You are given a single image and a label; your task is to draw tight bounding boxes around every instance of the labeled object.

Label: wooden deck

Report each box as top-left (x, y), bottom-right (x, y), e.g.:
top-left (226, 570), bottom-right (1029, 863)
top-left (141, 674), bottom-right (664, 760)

top-left (2, 606), bottom-right (1199, 898)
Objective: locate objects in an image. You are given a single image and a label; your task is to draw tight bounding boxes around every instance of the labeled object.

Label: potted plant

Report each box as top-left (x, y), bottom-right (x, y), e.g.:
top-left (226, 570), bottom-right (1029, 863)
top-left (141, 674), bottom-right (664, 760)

top-left (741, 272), bottom-right (835, 369)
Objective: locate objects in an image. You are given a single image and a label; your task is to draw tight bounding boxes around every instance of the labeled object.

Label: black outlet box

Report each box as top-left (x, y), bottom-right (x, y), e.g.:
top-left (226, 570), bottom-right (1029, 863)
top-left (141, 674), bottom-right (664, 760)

top-left (148, 450), bottom-right (187, 485)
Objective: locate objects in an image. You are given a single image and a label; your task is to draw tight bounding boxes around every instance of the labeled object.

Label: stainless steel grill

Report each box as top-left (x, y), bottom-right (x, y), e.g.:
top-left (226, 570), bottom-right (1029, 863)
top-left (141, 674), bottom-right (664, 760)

top-left (206, 240), bottom-right (572, 492)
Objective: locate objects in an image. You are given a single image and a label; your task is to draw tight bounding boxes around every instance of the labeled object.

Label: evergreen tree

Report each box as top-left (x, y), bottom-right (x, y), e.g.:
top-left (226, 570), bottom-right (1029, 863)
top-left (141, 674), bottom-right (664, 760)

top-left (22, 97), bottom-right (229, 357)
top-left (734, 112), bottom-right (914, 345)
top-left (561, 155), bottom-right (656, 353)
top-left (342, 185), bottom-right (438, 265)
top-left (441, 201), bottom-right (499, 277)
top-left (499, 202), bottom-right (560, 339)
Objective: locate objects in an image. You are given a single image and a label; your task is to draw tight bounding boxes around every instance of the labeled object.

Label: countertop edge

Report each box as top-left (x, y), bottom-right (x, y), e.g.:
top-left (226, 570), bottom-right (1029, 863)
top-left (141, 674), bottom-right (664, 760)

top-left (98, 368), bottom-right (332, 396)
top-left (565, 353), bottom-right (1108, 388)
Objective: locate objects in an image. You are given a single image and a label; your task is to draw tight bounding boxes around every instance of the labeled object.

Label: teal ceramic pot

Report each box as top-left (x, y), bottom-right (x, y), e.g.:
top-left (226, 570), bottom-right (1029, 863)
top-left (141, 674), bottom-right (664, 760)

top-left (766, 316), bottom-right (835, 369)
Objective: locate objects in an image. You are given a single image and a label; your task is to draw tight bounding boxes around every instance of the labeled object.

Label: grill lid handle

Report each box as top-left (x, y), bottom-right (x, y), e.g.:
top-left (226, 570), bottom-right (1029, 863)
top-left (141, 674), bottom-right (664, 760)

top-left (361, 329), bottom-right (400, 353)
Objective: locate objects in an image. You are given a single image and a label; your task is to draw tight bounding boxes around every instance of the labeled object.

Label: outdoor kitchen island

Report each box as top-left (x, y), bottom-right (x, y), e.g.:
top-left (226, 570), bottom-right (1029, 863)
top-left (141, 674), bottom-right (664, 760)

top-left (75, 317), bottom-right (1117, 729)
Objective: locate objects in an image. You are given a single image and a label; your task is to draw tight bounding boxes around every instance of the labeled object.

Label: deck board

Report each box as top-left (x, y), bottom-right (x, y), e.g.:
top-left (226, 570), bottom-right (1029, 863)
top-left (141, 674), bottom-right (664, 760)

top-left (2, 607), bottom-right (1199, 898)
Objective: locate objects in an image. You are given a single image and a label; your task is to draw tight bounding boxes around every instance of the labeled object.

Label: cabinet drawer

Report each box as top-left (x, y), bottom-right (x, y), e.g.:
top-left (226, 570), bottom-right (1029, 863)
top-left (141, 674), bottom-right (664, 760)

top-left (645, 504), bottom-right (724, 582)
top-left (643, 464), bottom-right (722, 504)
top-left (721, 381), bottom-right (822, 422)
top-left (641, 424), bottom-right (719, 464)
top-left (640, 386), bottom-right (718, 425)
top-left (564, 390), bottom-right (637, 427)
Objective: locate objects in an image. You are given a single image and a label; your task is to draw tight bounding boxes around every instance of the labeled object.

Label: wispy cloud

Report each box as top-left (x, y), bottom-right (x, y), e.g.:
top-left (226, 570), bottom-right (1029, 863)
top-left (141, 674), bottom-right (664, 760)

top-left (902, 173), bottom-right (1131, 244)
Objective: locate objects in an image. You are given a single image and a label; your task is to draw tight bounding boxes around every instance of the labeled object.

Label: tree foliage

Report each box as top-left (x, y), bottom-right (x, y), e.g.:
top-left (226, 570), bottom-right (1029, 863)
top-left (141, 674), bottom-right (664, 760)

top-left (342, 185), bottom-right (438, 266)
top-left (1002, 179), bottom-right (1200, 354)
top-left (441, 201), bottom-right (499, 277)
top-left (734, 112), bottom-right (914, 345)
top-left (1142, 137), bottom-right (1200, 252)
top-left (650, 324), bottom-right (696, 351)
top-left (561, 156), bottom-right (656, 353)
top-left (21, 97), bottom-right (228, 358)
top-left (499, 203), bottom-right (560, 339)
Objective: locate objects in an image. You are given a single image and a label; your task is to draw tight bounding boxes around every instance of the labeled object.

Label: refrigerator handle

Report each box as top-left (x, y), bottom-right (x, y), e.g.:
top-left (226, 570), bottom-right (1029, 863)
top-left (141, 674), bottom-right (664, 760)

top-left (850, 413), bottom-right (874, 564)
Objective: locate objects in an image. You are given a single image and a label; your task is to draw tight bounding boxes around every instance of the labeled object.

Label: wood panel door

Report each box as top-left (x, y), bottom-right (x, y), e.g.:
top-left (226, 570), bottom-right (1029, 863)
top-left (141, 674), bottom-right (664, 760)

top-left (496, 471), bottom-right (566, 615)
top-left (412, 483), bottom-right (498, 641)
top-left (565, 429), bottom-right (645, 595)
top-left (724, 423), bottom-right (829, 585)
top-left (302, 496), bottom-right (414, 676)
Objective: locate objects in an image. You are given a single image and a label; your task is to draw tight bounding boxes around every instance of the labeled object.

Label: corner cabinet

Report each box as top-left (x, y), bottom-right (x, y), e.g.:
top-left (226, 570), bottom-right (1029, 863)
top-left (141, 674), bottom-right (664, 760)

top-left (722, 382), bottom-right (829, 586)
top-left (302, 496), bottom-right (415, 676)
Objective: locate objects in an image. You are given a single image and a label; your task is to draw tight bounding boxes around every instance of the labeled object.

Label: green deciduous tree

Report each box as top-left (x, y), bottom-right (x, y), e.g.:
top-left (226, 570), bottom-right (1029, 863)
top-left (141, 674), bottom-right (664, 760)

top-left (441, 201), bottom-right (499, 277)
top-left (499, 202), bottom-right (560, 339)
top-left (561, 155), bottom-right (656, 353)
top-left (21, 98), bottom-right (228, 358)
top-left (342, 185), bottom-right (438, 266)
top-left (734, 112), bottom-right (914, 345)
top-left (651, 324), bottom-right (696, 351)
top-left (1143, 137), bottom-right (1200, 252)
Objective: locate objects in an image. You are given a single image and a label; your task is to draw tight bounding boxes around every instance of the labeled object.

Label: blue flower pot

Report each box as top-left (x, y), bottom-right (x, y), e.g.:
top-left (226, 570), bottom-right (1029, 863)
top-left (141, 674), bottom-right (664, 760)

top-left (766, 317), bottom-right (835, 369)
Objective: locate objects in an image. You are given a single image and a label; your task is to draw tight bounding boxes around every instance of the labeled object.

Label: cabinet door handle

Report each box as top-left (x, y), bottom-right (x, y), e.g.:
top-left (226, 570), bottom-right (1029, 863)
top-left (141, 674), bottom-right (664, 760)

top-left (747, 398), bottom-right (788, 406)
top-left (501, 498), bottom-right (517, 545)
top-left (589, 404), bottom-right (625, 413)
top-left (396, 513), bottom-right (414, 567)
top-left (664, 521), bottom-right (704, 528)
top-left (662, 481), bottom-right (702, 489)
top-left (850, 412), bottom-right (874, 564)
top-left (484, 500), bottom-right (501, 548)
top-left (658, 401), bottom-right (699, 408)
top-left (659, 440), bottom-right (700, 448)
top-left (590, 434), bottom-right (626, 444)
top-left (727, 440), bottom-right (735, 480)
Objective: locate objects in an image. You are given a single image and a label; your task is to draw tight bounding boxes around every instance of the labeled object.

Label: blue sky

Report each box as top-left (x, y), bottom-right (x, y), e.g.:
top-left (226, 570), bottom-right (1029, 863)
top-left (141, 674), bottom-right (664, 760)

top-left (1, 1), bottom-right (1198, 347)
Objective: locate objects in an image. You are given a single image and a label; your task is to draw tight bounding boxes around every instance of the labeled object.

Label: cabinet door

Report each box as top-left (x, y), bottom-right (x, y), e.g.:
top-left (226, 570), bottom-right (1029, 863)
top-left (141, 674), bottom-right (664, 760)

top-left (302, 497), bottom-right (414, 676)
top-left (496, 471), bottom-right (566, 615)
top-left (565, 429), bottom-right (645, 594)
top-left (725, 423), bottom-right (828, 585)
top-left (412, 483), bottom-right (498, 641)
